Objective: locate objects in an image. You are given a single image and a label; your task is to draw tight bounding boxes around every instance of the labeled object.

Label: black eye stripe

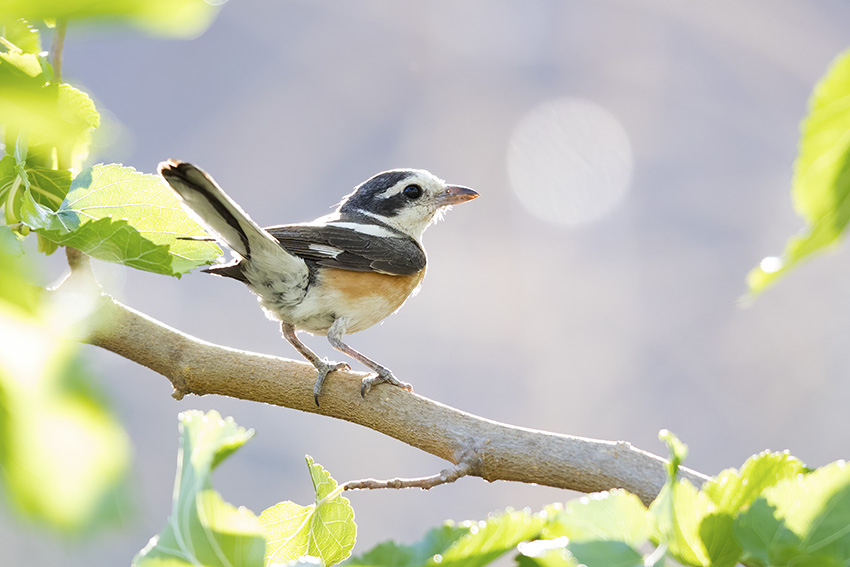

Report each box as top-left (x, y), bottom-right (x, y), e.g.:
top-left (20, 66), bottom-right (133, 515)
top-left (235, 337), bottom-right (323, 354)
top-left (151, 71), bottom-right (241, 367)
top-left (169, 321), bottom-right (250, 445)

top-left (339, 170), bottom-right (426, 218)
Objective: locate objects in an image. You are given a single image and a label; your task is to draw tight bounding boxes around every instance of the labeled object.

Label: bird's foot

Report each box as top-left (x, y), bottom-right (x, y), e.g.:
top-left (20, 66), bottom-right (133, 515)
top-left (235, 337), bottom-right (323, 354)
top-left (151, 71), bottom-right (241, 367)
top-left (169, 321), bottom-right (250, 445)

top-left (312, 359), bottom-right (351, 406)
top-left (360, 367), bottom-right (413, 398)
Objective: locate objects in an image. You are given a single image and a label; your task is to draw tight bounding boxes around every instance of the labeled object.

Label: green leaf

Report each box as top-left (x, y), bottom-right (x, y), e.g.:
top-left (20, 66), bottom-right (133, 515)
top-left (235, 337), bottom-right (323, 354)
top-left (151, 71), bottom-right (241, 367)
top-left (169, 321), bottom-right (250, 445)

top-left (515, 539), bottom-right (577, 567)
top-left (1, 19), bottom-right (42, 54)
top-left (703, 450), bottom-right (807, 514)
top-left (260, 455), bottom-right (356, 567)
top-left (748, 49), bottom-right (850, 296)
top-left (0, 243), bottom-right (132, 533)
top-left (0, 224), bottom-right (37, 312)
top-left (346, 508), bottom-right (544, 567)
top-left (648, 479), bottom-right (712, 567)
top-left (0, 19), bottom-right (45, 80)
top-left (0, 0), bottom-right (224, 39)
top-left (22, 163), bottom-right (221, 275)
top-left (56, 83), bottom-right (100, 167)
top-left (436, 508), bottom-right (545, 567)
top-left (647, 430), bottom-right (745, 567)
top-left (735, 461), bottom-right (850, 566)
top-left (133, 410), bottom-right (265, 567)
top-left (346, 523), bottom-right (470, 567)
top-left (25, 166), bottom-right (71, 210)
top-left (0, 155), bottom-right (71, 225)
top-left (566, 541), bottom-right (644, 567)
top-left (659, 429), bottom-right (688, 477)
top-left (546, 489), bottom-right (648, 547)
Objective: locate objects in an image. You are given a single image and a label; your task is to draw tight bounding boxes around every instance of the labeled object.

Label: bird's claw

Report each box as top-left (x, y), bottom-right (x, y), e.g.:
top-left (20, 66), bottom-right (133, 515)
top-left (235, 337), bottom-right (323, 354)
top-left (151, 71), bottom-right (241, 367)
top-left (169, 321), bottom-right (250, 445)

top-left (360, 370), bottom-right (413, 398)
top-left (312, 359), bottom-right (351, 406)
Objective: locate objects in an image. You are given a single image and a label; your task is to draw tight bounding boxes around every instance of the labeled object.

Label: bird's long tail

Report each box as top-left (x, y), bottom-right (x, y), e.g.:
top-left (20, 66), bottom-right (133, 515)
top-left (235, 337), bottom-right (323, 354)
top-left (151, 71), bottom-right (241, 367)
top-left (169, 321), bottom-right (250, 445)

top-left (158, 159), bottom-right (279, 261)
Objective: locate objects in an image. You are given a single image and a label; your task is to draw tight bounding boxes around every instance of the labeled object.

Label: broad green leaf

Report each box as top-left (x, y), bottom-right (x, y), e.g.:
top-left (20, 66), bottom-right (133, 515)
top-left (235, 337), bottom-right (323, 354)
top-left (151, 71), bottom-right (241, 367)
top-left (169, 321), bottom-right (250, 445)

top-left (0, 19), bottom-right (97, 170)
top-left (0, 19), bottom-right (44, 79)
top-left (0, 154), bottom-right (71, 226)
top-left (748, 49), bottom-right (850, 295)
top-left (0, 224), bottom-right (37, 312)
top-left (260, 456), bottom-right (356, 567)
top-left (133, 410), bottom-right (265, 567)
top-left (0, 0), bottom-right (223, 39)
top-left (703, 450), bottom-right (806, 514)
top-left (515, 539), bottom-right (577, 567)
top-left (648, 479), bottom-right (712, 567)
top-left (0, 239), bottom-right (132, 533)
top-left (0, 80), bottom-right (99, 171)
top-left (346, 508), bottom-right (544, 567)
top-left (22, 163), bottom-right (221, 275)
top-left (546, 489), bottom-right (648, 547)
top-left (1, 19), bottom-right (42, 54)
top-left (735, 461), bottom-right (850, 566)
top-left (57, 83), bottom-right (100, 167)
top-left (566, 541), bottom-right (644, 567)
top-left (25, 166), bottom-right (71, 210)
top-left (345, 523), bottom-right (470, 567)
top-left (436, 508), bottom-right (545, 567)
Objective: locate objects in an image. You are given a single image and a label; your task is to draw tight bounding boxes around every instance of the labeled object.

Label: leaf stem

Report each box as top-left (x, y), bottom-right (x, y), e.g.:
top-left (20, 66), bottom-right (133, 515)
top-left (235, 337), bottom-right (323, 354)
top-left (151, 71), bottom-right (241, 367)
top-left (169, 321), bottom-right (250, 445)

top-left (51, 20), bottom-right (67, 83)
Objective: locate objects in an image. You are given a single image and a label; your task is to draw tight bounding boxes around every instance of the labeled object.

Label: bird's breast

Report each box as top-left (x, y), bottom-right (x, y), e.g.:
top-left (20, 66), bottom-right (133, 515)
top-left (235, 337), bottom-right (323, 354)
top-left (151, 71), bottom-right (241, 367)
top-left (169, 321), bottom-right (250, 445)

top-left (316, 268), bottom-right (426, 333)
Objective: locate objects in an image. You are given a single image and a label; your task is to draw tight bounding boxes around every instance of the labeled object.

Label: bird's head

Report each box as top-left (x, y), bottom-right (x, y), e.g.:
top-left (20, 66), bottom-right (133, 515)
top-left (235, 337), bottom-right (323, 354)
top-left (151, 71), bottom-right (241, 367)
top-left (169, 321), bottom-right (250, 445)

top-left (338, 169), bottom-right (478, 239)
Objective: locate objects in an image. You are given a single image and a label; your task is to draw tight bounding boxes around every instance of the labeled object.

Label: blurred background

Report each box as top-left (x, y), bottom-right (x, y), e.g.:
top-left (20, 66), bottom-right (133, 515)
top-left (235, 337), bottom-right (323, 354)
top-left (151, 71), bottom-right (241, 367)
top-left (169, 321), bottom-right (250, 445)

top-left (4, 0), bottom-right (850, 564)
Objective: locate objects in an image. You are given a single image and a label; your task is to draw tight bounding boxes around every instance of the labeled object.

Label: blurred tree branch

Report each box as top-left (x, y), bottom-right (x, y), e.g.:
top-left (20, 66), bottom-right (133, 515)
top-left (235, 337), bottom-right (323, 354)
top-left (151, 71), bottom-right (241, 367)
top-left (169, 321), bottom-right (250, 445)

top-left (51, 263), bottom-right (710, 506)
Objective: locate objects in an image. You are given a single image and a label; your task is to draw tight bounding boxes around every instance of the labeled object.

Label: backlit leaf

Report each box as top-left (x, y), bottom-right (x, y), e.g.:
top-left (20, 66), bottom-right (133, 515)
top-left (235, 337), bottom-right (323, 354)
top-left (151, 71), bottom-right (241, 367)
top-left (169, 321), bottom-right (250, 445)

top-left (260, 456), bottom-right (356, 567)
top-left (22, 163), bottom-right (221, 275)
top-left (133, 410), bottom-right (265, 567)
top-left (748, 49), bottom-right (850, 295)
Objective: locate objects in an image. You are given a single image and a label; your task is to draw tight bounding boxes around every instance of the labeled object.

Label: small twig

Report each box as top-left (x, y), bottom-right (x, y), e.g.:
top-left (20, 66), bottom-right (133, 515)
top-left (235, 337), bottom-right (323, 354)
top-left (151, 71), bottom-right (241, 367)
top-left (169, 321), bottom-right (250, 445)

top-left (51, 20), bottom-right (68, 83)
top-left (342, 460), bottom-right (476, 493)
top-left (65, 246), bottom-right (87, 271)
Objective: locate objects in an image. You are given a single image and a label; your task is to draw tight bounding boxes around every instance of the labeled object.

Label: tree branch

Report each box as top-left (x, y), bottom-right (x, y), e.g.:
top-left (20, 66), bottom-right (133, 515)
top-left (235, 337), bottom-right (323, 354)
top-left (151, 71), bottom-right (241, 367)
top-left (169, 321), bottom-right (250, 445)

top-left (342, 452), bottom-right (479, 492)
top-left (52, 268), bottom-right (710, 506)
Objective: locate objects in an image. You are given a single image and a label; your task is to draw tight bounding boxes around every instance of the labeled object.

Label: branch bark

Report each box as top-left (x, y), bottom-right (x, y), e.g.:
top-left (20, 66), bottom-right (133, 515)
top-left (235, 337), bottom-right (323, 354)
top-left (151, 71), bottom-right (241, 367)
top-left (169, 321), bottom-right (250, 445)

top-left (53, 269), bottom-right (710, 506)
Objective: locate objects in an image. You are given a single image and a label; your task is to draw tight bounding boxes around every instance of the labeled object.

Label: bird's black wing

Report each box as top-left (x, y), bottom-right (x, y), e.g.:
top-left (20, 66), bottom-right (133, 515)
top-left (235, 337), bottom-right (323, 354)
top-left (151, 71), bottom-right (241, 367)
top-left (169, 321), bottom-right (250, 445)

top-left (266, 224), bottom-right (426, 276)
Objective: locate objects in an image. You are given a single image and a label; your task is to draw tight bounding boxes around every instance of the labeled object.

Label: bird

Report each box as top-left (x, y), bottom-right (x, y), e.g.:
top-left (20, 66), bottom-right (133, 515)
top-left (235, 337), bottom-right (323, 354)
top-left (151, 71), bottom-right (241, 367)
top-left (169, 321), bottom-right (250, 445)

top-left (158, 160), bottom-right (478, 405)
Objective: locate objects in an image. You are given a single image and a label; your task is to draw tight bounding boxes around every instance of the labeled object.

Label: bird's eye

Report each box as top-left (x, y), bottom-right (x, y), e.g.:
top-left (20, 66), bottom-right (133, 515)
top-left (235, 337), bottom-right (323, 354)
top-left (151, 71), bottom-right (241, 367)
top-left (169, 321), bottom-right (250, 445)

top-left (402, 184), bottom-right (423, 199)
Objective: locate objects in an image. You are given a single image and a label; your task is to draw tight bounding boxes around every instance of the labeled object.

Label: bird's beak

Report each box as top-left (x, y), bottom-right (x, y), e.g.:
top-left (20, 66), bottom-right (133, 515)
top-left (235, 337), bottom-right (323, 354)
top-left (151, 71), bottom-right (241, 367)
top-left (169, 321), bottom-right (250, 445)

top-left (438, 185), bottom-right (479, 206)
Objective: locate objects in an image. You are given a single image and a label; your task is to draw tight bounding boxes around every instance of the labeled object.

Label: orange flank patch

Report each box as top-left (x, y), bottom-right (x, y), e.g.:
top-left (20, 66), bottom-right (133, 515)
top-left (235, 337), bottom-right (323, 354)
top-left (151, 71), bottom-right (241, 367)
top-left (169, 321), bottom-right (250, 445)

top-left (321, 268), bottom-right (425, 308)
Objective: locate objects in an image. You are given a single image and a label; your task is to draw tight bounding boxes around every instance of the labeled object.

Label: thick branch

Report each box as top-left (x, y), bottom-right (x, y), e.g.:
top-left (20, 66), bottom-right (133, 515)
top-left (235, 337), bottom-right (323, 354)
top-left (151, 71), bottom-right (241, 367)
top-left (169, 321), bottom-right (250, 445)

top-left (54, 272), bottom-right (709, 505)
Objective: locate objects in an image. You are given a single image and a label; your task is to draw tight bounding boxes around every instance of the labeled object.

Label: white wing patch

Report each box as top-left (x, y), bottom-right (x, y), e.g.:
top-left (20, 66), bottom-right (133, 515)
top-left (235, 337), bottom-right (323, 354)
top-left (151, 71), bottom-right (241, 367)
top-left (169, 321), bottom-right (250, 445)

top-left (308, 244), bottom-right (344, 258)
top-left (332, 219), bottom-right (400, 238)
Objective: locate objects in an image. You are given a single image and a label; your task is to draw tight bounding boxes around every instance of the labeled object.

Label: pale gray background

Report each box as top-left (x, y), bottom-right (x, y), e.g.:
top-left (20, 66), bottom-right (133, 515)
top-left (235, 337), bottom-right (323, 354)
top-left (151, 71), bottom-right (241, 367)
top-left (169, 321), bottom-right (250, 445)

top-left (4, 1), bottom-right (850, 565)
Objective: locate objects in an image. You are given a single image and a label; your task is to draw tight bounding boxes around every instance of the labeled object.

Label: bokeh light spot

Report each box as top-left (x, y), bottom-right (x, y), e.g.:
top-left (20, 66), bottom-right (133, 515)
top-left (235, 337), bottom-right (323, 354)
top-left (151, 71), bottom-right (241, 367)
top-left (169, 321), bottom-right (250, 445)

top-left (507, 98), bottom-right (633, 227)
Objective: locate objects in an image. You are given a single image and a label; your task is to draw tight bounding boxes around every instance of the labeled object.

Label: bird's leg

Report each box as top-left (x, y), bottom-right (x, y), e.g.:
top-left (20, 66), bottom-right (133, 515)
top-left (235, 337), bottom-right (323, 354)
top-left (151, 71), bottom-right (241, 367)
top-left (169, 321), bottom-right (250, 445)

top-left (326, 320), bottom-right (413, 398)
top-left (281, 322), bottom-right (349, 406)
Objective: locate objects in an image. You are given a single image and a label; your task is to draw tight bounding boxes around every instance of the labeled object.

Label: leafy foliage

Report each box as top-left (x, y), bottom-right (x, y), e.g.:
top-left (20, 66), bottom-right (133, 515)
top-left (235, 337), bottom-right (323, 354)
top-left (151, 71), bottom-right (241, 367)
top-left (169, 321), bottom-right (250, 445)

top-left (22, 163), bottom-right (222, 275)
top-left (0, 228), bottom-right (131, 533)
top-left (736, 461), bottom-right (850, 566)
top-left (260, 456), bottom-right (357, 566)
top-left (345, 508), bottom-right (545, 567)
top-left (133, 410), bottom-right (265, 567)
top-left (4, 4), bottom-right (850, 567)
top-left (748, 48), bottom-right (850, 295)
top-left (0, 21), bottom-right (99, 171)
top-left (0, 0), bottom-right (222, 38)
